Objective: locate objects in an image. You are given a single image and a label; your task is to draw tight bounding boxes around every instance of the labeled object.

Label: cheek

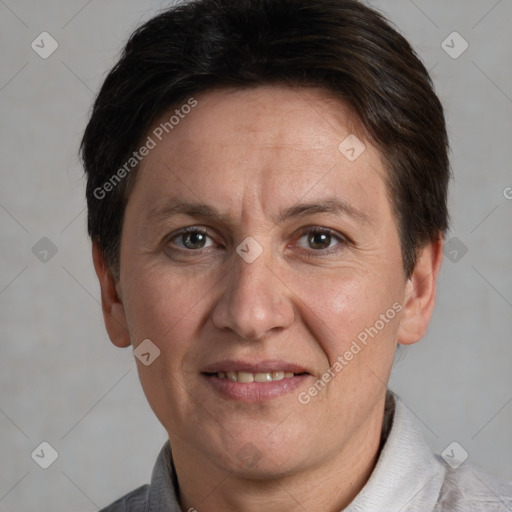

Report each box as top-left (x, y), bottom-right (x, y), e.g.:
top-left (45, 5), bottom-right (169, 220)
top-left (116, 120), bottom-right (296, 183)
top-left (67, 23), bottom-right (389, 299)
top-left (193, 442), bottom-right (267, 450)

top-left (330, 278), bottom-right (364, 316)
top-left (121, 266), bottom-right (211, 424)
top-left (302, 271), bottom-right (402, 362)
top-left (122, 263), bottom-right (208, 349)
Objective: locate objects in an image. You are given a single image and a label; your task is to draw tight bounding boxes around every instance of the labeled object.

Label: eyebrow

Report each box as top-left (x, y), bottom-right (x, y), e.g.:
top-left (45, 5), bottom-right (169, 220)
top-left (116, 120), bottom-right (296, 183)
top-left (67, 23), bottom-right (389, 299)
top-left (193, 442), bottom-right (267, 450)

top-left (147, 197), bottom-right (369, 226)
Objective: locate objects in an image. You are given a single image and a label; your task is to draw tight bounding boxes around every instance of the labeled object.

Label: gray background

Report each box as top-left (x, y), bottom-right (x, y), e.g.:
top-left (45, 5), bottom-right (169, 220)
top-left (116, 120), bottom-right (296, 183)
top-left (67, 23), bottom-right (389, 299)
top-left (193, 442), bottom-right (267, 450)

top-left (0, 1), bottom-right (511, 510)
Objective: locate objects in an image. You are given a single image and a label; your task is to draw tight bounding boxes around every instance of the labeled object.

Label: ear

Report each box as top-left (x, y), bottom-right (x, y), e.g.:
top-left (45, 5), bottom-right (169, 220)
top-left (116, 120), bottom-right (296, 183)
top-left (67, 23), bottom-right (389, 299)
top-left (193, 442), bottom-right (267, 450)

top-left (397, 236), bottom-right (444, 346)
top-left (92, 241), bottom-right (131, 348)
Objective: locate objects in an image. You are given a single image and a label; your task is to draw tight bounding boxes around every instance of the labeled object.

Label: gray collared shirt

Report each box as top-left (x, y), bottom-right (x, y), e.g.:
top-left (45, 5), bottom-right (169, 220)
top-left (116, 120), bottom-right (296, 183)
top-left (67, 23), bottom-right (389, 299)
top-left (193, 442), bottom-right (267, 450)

top-left (100, 391), bottom-right (512, 511)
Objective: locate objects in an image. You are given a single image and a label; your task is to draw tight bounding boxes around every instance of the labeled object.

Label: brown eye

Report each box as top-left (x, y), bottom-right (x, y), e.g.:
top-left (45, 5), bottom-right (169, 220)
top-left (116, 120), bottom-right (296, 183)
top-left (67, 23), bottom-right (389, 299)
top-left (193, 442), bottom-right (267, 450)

top-left (295, 227), bottom-right (347, 254)
top-left (307, 231), bottom-right (332, 250)
top-left (170, 229), bottom-right (213, 250)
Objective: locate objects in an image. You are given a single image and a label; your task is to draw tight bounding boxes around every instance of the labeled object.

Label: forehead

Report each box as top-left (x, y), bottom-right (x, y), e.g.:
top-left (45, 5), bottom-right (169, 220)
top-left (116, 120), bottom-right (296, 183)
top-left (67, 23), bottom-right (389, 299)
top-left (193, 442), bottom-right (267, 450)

top-left (164, 85), bottom-right (364, 150)
top-left (131, 85), bottom-right (391, 226)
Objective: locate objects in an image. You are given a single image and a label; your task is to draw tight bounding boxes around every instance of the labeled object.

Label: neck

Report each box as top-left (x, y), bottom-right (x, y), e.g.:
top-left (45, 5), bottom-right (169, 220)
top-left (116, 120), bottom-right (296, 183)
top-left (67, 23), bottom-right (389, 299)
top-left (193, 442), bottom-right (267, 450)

top-left (170, 398), bottom-right (387, 512)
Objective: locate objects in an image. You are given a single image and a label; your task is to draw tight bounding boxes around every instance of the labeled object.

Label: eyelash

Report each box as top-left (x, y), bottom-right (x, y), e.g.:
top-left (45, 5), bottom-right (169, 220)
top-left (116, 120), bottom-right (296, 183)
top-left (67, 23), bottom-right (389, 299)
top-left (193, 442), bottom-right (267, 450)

top-left (164, 226), bottom-right (349, 257)
top-left (295, 226), bottom-right (349, 257)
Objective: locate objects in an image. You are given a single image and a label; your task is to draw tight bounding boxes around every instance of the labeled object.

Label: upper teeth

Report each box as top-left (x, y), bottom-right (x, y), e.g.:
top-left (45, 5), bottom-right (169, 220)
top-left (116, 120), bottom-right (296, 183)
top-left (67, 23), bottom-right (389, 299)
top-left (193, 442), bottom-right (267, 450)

top-left (216, 371), bottom-right (295, 382)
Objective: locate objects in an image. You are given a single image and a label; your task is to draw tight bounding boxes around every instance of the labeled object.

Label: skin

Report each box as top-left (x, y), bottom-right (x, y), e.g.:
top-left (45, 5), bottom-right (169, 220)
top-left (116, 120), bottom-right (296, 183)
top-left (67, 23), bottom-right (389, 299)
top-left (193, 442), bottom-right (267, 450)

top-left (93, 85), bottom-right (443, 512)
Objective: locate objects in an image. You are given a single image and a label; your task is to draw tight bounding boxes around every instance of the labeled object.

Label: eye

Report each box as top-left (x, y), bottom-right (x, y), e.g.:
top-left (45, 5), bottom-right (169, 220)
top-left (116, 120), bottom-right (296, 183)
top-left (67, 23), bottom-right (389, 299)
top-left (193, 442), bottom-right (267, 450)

top-left (164, 226), bottom-right (347, 256)
top-left (169, 228), bottom-right (215, 250)
top-left (295, 227), bottom-right (347, 253)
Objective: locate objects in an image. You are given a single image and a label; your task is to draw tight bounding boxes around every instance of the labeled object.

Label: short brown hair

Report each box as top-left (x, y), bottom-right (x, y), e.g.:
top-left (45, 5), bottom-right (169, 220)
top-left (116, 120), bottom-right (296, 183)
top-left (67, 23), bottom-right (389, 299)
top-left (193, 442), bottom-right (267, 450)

top-left (81, 0), bottom-right (450, 278)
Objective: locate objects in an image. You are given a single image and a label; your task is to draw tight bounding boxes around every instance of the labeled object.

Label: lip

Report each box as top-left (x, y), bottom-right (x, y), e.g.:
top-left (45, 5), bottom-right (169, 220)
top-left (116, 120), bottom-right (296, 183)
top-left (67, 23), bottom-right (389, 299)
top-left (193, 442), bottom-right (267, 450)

top-left (202, 373), bottom-right (310, 402)
top-left (201, 359), bottom-right (311, 402)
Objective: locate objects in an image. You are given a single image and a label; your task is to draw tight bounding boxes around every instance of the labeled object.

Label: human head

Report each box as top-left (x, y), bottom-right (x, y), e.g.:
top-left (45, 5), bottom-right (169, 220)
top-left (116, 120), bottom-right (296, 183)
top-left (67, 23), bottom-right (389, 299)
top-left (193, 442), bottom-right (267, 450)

top-left (84, 2), bottom-right (449, 505)
top-left (81, 0), bottom-right (449, 280)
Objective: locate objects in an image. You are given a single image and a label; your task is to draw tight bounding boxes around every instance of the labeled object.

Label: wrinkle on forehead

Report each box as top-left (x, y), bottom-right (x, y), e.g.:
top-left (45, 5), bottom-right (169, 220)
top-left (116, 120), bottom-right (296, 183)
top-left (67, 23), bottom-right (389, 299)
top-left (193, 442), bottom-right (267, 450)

top-left (131, 85), bottom-right (390, 237)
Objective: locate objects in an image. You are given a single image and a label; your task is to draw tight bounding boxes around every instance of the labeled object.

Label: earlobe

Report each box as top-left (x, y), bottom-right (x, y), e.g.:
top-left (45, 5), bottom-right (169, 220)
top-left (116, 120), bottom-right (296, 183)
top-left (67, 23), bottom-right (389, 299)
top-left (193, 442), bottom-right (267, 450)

top-left (92, 241), bottom-right (131, 348)
top-left (397, 237), bottom-right (444, 346)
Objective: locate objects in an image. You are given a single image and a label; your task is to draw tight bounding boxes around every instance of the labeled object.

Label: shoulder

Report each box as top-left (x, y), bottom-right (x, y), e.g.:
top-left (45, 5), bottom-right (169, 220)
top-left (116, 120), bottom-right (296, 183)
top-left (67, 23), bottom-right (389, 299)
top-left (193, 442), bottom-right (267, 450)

top-left (436, 458), bottom-right (512, 511)
top-left (99, 484), bottom-right (149, 512)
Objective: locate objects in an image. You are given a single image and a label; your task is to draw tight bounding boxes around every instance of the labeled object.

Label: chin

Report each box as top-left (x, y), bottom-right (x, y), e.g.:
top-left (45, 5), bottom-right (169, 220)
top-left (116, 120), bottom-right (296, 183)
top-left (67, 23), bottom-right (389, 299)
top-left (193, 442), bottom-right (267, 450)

top-left (206, 432), bottom-right (310, 477)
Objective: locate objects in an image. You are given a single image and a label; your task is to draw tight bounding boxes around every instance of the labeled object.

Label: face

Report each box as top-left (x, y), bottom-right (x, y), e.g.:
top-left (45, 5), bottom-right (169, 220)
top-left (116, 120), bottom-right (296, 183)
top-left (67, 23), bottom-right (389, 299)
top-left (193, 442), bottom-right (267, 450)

top-left (98, 85), bottom-right (438, 478)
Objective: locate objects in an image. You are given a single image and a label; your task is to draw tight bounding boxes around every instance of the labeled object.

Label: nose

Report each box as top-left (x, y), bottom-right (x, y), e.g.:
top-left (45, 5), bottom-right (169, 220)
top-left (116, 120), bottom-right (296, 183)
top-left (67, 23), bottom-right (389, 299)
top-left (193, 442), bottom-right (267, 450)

top-left (211, 246), bottom-right (295, 341)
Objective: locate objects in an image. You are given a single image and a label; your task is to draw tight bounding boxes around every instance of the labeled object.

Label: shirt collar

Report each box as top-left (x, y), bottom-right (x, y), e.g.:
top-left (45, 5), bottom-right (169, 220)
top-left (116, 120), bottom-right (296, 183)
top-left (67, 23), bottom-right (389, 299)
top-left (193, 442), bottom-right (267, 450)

top-left (345, 390), bottom-right (446, 511)
top-left (146, 440), bottom-right (181, 511)
top-left (146, 390), bottom-right (446, 511)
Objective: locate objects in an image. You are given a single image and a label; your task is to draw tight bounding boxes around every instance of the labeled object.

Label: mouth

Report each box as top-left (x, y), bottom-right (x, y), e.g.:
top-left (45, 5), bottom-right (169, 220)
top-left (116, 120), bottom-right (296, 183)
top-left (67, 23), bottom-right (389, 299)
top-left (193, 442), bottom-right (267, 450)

top-left (207, 370), bottom-right (304, 382)
top-left (201, 360), bottom-right (311, 402)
